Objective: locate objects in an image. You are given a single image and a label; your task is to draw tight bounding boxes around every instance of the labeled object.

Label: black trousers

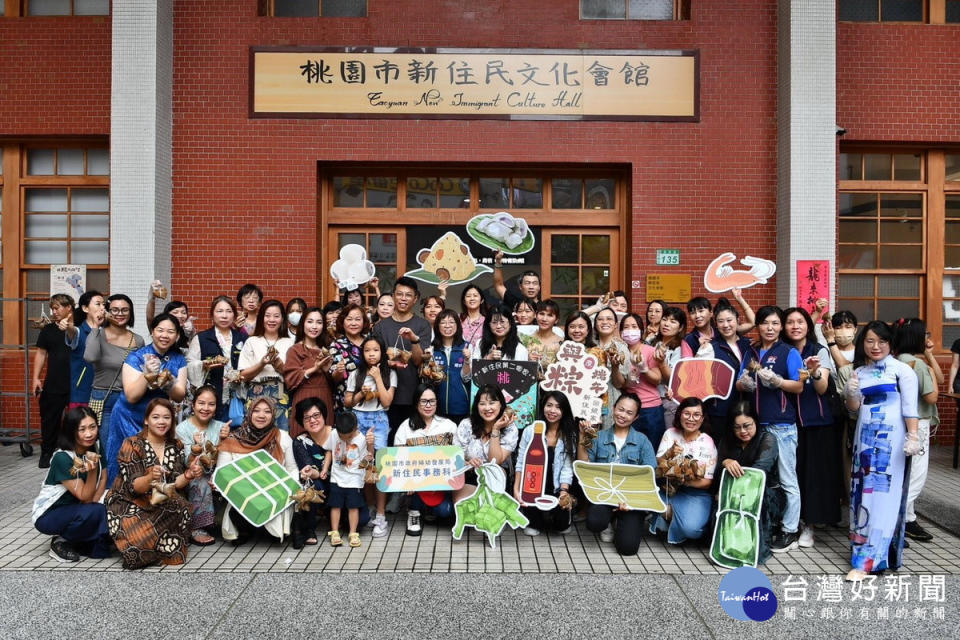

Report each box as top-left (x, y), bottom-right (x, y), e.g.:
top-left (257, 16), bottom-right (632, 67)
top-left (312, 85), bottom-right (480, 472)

top-left (585, 503), bottom-right (645, 556)
top-left (39, 392), bottom-right (68, 458)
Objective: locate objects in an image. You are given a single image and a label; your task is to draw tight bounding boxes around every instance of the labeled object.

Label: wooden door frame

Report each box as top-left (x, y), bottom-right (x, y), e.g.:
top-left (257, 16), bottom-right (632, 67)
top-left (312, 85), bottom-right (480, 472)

top-left (541, 228), bottom-right (621, 304)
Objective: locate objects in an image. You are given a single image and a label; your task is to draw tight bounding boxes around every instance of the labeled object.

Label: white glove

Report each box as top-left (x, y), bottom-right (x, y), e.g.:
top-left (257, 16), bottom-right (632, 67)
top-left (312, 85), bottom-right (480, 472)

top-left (757, 367), bottom-right (783, 389)
top-left (843, 375), bottom-right (862, 403)
top-left (143, 354), bottom-right (162, 374)
top-left (903, 432), bottom-right (921, 456)
top-left (738, 370), bottom-right (756, 392)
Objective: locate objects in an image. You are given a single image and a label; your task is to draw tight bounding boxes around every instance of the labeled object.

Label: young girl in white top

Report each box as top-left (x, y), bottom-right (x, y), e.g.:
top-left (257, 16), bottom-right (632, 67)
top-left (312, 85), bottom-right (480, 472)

top-left (344, 335), bottom-right (396, 537)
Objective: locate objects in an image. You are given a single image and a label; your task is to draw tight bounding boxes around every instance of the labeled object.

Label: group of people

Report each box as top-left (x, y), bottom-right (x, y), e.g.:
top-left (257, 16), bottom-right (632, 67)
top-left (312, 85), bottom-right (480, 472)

top-left (29, 255), bottom-right (948, 580)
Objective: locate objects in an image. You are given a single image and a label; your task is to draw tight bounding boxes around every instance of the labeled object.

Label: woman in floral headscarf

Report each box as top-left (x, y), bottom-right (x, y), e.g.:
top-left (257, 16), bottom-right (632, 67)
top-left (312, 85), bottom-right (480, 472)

top-left (216, 397), bottom-right (299, 546)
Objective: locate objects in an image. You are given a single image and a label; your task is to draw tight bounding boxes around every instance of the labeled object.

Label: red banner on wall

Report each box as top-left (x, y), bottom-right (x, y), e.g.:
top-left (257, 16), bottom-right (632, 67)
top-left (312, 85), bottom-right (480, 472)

top-left (796, 260), bottom-right (830, 316)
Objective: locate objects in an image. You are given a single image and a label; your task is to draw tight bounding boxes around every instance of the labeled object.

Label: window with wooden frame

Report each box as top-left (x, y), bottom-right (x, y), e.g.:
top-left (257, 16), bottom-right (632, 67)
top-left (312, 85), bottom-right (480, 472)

top-left (941, 156), bottom-right (960, 348)
top-left (0, 144), bottom-right (109, 346)
top-left (838, 0), bottom-right (960, 23)
top-left (23, 0), bottom-right (109, 15)
top-left (265, 0), bottom-right (367, 17)
top-left (321, 167), bottom-right (626, 314)
top-left (580, 0), bottom-right (690, 20)
top-left (838, 149), bottom-right (960, 350)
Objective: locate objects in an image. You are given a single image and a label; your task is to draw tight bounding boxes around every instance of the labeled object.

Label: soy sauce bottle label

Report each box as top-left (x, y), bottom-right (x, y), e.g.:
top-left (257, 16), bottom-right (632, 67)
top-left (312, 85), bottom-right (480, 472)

top-left (520, 421), bottom-right (547, 504)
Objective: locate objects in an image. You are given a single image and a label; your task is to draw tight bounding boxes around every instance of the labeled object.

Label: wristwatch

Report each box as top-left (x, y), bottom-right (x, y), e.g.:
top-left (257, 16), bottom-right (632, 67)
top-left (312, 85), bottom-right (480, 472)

top-left (827, 342), bottom-right (837, 347)
top-left (490, 430), bottom-right (501, 439)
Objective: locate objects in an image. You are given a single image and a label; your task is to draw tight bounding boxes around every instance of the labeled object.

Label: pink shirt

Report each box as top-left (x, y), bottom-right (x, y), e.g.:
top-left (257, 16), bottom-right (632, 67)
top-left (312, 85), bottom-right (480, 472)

top-left (623, 344), bottom-right (661, 408)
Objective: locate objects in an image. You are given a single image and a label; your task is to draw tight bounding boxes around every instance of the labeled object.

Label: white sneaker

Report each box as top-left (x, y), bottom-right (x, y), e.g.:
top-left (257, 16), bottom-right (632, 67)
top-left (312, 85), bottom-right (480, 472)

top-left (406, 510), bottom-right (422, 536)
top-left (371, 514), bottom-right (388, 538)
top-left (799, 525), bottom-right (815, 548)
top-left (600, 524), bottom-right (615, 543)
top-left (386, 493), bottom-right (404, 514)
top-left (523, 526), bottom-right (540, 537)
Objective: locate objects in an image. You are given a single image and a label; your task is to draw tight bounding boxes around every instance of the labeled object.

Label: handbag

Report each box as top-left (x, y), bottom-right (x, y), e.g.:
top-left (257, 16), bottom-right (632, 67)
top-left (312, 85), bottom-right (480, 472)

top-left (89, 333), bottom-right (137, 425)
top-left (229, 394), bottom-right (247, 426)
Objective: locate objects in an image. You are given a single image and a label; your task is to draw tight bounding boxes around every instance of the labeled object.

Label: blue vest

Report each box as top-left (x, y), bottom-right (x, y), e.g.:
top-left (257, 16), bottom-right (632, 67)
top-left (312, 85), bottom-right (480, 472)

top-left (196, 328), bottom-right (244, 417)
top-left (432, 343), bottom-right (470, 417)
top-left (745, 341), bottom-right (797, 425)
top-left (706, 335), bottom-right (752, 419)
top-left (792, 341), bottom-right (832, 427)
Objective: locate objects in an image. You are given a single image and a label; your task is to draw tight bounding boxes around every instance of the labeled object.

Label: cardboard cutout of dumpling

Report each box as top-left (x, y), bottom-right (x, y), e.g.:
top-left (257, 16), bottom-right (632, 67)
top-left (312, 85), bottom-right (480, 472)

top-left (404, 232), bottom-right (493, 285)
top-left (467, 212), bottom-right (535, 255)
top-left (330, 244), bottom-right (376, 291)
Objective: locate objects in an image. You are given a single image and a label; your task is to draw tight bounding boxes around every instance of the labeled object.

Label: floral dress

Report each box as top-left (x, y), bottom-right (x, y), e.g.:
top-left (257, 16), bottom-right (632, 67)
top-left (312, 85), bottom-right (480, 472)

top-left (329, 336), bottom-right (364, 411)
top-left (105, 435), bottom-right (191, 570)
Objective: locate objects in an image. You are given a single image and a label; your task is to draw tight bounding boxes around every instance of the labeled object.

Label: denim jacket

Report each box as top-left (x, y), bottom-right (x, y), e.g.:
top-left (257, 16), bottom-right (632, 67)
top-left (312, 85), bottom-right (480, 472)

top-left (586, 428), bottom-right (656, 467)
top-left (515, 426), bottom-right (573, 488)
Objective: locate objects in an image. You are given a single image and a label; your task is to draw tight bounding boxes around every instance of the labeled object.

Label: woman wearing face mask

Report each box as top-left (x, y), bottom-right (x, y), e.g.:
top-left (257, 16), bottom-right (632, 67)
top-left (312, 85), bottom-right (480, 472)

top-left (238, 300), bottom-right (294, 431)
top-left (84, 294), bottom-right (145, 452)
top-left (285, 298), bottom-right (307, 340)
top-left (186, 296), bottom-right (245, 422)
top-left (594, 308), bottom-right (629, 429)
top-left (65, 290), bottom-right (105, 409)
top-left (701, 298), bottom-right (752, 434)
top-left (619, 313), bottom-right (663, 447)
top-left (735, 305), bottom-right (805, 553)
top-left (479, 305), bottom-right (528, 361)
top-left (107, 313), bottom-right (189, 485)
top-left (843, 321), bottom-right (920, 582)
top-left (329, 303), bottom-right (370, 412)
top-left (782, 306), bottom-right (839, 549)
top-left (284, 307), bottom-right (335, 437)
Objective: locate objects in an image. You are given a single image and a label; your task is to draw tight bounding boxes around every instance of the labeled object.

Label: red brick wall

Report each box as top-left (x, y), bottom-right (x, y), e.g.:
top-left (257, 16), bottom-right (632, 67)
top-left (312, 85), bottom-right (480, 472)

top-left (0, 17), bottom-right (111, 136)
top-left (837, 22), bottom-right (960, 144)
top-left (0, 16), bottom-right (111, 440)
top-left (837, 21), bottom-right (960, 443)
top-left (171, 0), bottom-right (779, 315)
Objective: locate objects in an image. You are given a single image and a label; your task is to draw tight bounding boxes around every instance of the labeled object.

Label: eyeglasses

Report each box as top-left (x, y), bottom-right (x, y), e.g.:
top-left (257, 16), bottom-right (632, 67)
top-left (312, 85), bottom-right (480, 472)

top-left (489, 318), bottom-right (509, 326)
top-left (733, 423), bottom-right (756, 432)
top-left (419, 399), bottom-right (437, 406)
top-left (303, 412), bottom-right (323, 423)
top-left (109, 308), bottom-right (130, 315)
top-left (682, 413), bottom-right (703, 420)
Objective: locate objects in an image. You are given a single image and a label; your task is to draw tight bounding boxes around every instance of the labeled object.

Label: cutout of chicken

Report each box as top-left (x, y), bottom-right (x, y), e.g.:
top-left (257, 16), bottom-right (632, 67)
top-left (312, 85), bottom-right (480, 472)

top-left (405, 232), bottom-right (492, 285)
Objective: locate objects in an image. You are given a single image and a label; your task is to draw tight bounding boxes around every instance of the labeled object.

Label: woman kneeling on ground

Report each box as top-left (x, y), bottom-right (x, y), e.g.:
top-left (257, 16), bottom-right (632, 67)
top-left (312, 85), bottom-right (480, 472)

top-left (578, 392), bottom-right (656, 556)
top-left (33, 407), bottom-right (111, 562)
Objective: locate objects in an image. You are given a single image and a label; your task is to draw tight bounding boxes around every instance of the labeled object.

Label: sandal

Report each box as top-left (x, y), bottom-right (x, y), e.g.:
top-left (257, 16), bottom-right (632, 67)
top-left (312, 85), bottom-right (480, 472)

top-left (305, 536), bottom-right (318, 545)
top-left (328, 530), bottom-right (342, 547)
top-left (349, 532), bottom-right (361, 548)
top-left (191, 530), bottom-right (215, 546)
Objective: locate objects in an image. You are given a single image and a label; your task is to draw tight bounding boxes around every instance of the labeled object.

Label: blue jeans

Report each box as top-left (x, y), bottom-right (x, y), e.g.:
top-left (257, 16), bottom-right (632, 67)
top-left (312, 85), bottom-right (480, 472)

top-left (631, 405), bottom-right (666, 450)
top-left (90, 387), bottom-right (120, 455)
top-left (766, 423), bottom-right (800, 533)
top-left (409, 493), bottom-right (454, 519)
top-left (651, 487), bottom-right (712, 544)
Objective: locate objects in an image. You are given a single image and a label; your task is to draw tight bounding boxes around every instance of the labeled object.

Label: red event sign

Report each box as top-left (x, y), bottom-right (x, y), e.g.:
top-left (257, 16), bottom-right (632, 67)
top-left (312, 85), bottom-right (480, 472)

top-left (796, 260), bottom-right (830, 316)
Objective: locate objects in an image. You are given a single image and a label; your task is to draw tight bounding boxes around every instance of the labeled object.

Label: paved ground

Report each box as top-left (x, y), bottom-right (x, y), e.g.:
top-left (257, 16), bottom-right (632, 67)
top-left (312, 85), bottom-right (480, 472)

top-left (2, 442), bottom-right (959, 638)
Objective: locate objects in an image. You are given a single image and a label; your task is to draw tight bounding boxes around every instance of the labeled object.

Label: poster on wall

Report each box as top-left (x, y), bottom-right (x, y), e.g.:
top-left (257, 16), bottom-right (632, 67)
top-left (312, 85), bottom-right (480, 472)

top-left (796, 260), bottom-right (830, 316)
top-left (471, 359), bottom-right (540, 430)
top-left (703, 253), bottom-right (776, 294)
top-left (404, 232), bottom-right (492, 285)
top-left (50, 264), bottom-right (86, 301)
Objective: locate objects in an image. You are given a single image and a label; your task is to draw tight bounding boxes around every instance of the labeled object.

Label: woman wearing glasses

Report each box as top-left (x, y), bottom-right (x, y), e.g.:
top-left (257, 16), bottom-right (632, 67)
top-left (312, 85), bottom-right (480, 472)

top-left (479, 304), bottom-right (528, 361)
top-left (715, 401), bottom-right (782, 564)
top-left (394, 384), bottom-right (459, 536)
top-left (84, 294), bottom-right (144, 453)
